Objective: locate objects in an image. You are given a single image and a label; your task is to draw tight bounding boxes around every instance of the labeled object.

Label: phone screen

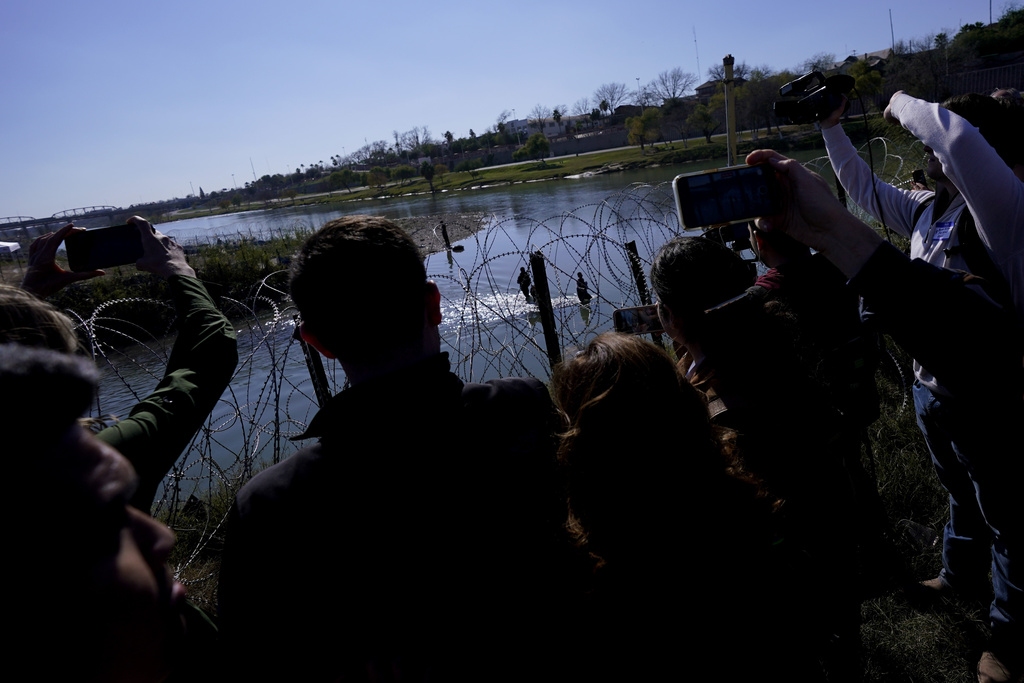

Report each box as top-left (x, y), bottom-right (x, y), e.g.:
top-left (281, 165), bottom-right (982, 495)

top-left (674, 164), bottom-right (782, 231)
top-left (612, 304), bottom-right (664, 335)
top-left (65, 224), bottom-right (144, 272)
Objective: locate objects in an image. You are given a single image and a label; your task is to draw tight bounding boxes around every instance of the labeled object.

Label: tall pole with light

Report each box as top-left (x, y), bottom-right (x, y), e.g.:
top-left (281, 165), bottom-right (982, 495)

top-left (723, 54), bottom-right (738, 166)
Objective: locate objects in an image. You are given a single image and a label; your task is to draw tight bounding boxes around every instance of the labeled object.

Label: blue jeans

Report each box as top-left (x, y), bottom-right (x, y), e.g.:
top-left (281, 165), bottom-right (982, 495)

top-left (914, 381), bottom-right (1021, 657)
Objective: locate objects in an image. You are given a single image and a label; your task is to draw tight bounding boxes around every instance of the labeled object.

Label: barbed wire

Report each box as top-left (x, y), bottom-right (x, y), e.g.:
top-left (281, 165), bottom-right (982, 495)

top-left (70, 139), bottom-right (918, 597)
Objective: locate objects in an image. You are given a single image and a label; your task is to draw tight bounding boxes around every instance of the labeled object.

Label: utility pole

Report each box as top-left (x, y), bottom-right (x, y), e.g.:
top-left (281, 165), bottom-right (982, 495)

top-left (723, 54), bottom-right (738, 166)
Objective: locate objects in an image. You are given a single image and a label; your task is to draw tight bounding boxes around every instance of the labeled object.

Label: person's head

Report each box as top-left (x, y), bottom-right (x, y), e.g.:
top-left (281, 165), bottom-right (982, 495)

top-left (941, 93), bottom-right (1023, 170)
top-left (650, 236), bottom-right (754, 350)
top-left (0, 283), bottom-right (80, 352)
top-left (290, 216), bottom-right (440, 373)
top-left (553, 333), bottom-right (723, 555)
top-left (991, 87), bottom-right (1024, 106)
top-left (4, 344), bottom-right (185, 682)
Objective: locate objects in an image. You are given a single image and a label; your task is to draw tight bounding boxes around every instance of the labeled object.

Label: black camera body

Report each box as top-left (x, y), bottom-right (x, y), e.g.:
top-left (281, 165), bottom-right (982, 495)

top-left (773, 71), bottom-right (854, 124)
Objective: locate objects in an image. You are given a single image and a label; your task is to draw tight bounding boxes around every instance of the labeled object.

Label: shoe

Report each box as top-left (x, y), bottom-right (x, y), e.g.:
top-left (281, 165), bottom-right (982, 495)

top-left (904, 576), bottom-right (953, 608)
top-left (978, 651), bottom-right (1020, 683)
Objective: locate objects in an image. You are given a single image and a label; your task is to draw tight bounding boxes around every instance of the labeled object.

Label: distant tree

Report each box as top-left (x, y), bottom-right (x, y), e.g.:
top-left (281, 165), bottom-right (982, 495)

top-left (552, 107), bottom-right (563, 134)
top-left (199, 187), bottom-right (206, 199)
top-left (329, 169), bottom-right (357, 194)
top-left (848, 61), bottom-right (883, 98)
top-left (636, 86), bottom-right (658, 108)
top-left (231, 195), bottom-right (243, 207)
top-left (593, 83), bottom-right (629, 113)
top-left (434, 163), bottom-right (447, 185)
top-left (454, 159), bottom-right (484, 174)
top-left (529, 104), bottom-right (549, 134)
top-left (513, 132), bottom-right (551, 164)
top-left (369, 167), bottom-right (390, 189)
top-left (707, 61), bottom-right (750, 82)
top-left (648, 67), bottom-right (698, 104)
top-left (393, 164), bottom-right (417, 186)
top-left (661, 97), bottom-right (695, 145)
top-left (799, 52), bottom-right (837, 74)
top-left (218, 199), bottom-right (232, 210)
top-left (420, 161), bottom-right (436, 193)
top-left (626, 108), bottom-right (662, 151)
top-left (444, 130), bottom-right (454, 145)
top-left (572, 97), bottom-right (591, 118)
top-left (688, 103), bottom-right (721, 143)
top-left (740, 66), bottom-right (789, 136)
top-left (599, 99), bottom-right (610, 118)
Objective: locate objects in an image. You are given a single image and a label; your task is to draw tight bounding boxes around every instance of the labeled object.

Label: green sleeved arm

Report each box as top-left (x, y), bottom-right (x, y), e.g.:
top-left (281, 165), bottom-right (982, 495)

top-left (97, 275), bottom-right (238, 511)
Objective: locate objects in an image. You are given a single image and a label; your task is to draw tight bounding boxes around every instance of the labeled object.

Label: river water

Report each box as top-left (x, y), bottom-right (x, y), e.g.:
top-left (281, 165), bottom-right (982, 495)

top-left (89, 150), bottom-right (832, 503)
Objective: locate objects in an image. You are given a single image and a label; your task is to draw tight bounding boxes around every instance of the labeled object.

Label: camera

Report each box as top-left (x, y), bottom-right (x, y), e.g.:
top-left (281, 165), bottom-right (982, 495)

top-left (773, 71), bottom-right (854, 124)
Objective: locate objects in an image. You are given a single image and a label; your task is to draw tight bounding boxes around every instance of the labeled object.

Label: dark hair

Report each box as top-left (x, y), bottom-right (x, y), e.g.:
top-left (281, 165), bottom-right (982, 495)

top-left (650, 236), bottom-right (753, 341)
top-left (290, 215), bottom-right (427, 362)
top-left (942, 92), bottom-right (1023, 168)
top-left (0, 343), bottom-right (96, 456)
top-left (552, 333), bottom-right (770, 562)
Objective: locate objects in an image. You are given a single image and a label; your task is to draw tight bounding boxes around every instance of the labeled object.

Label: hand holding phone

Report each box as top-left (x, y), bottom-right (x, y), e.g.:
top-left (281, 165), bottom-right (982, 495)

top-left (20, 223), bottom-right (105, 298)
top-left (65, 223), bottom-right (144, 272)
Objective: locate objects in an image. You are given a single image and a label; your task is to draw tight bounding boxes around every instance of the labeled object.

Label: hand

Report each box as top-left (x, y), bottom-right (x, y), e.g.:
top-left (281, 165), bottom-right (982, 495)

top-left (883, 90), bottom-right (907, 126)
top-left (820, 94), bottom-right (848, 130)
top-left (20, 223), bottom-right (104, 298)
top-left (130, 216), bottom-right (196, 280)
top-left (745, 150), bottom-right (882, 277)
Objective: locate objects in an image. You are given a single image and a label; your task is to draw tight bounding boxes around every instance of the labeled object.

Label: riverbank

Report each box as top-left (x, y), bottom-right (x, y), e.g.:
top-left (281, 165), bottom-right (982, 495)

top-left (395, 212), bottom-right (487, 256)
top-left (161, 121), bottom-right (863, 224)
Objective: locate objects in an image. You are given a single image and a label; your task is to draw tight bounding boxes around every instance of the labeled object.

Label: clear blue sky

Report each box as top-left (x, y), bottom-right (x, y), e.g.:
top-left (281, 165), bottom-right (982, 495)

top-left (1, 0), bottom-right (995, 218)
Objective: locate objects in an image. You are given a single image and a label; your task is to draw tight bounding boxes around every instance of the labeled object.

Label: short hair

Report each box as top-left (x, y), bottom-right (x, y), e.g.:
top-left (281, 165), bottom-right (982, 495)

top-left (650, 236), bottom-right (753, 337)
top-left (0, 284), bottom-right (80, 353)
top-left (290, 216), bottom-right (427, 362)
top-left (942, 93), bottom-right (1023, 168)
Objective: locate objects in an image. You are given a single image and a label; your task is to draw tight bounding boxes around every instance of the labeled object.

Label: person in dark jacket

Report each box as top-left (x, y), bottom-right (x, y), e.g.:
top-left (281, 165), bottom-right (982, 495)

top-left (219, 215), bottom-right (570, 681)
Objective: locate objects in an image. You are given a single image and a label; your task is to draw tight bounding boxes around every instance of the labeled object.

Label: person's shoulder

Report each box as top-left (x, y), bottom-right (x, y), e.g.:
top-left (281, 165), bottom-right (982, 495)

top-left (462, 376), bottom-right (551, 412)
top-left (234, 442), bottom-right (331, 516)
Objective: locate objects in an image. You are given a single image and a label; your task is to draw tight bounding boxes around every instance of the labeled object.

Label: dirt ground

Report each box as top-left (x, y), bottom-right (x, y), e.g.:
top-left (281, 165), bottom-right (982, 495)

top-left (394, 212), bottom-right (488, 257)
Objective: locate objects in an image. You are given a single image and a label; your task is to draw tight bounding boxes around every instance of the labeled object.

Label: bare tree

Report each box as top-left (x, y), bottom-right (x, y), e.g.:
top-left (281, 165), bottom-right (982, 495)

top-left (707, 61), bottom-right (750, 82)
top-left (799, 52), bottom-right (838, 74)
top-left (648, 67), bottom-right (698, 103)
top-left (593, 83), bottom-right (629, 113)
top-left (571, 97), bottom-right (591, 117)
top-left (529, 103), bottom-right (549, 134)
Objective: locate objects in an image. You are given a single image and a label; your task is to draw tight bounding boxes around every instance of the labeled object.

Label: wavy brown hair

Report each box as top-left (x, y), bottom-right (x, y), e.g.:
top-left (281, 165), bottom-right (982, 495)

top-left (552, 332), bottom-right (775, 569)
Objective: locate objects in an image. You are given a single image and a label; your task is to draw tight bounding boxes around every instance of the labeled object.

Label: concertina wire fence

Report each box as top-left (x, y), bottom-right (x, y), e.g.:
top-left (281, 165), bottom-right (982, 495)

top-left (66, 142), bottom-right (921, 599)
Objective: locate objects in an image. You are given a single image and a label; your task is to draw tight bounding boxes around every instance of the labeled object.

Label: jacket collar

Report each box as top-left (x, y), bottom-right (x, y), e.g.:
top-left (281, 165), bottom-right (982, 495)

top-left (293, 353), bottom-right (462, 441)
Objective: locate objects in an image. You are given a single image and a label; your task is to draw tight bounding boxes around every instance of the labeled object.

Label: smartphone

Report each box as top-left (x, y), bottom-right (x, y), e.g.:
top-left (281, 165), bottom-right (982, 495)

top-left (673, 164), bottom-right (783, 231)
top-left (912, 169), bottom-right (927, 186)
top-left (65, 224), bottom-right (144, 272)
top-left (612, 304), bottom-right (664, 335)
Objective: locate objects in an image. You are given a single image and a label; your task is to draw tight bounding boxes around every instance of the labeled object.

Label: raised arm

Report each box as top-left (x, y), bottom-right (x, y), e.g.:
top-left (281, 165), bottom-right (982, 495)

top-left (745, 149), bottom-right (1023, 402)
top-left (820, 97), bottom-right (930, 238)
top-left (96, 217), bottom-right (237, 511)
top-left (885, 91), bottom-right (1024, 317)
